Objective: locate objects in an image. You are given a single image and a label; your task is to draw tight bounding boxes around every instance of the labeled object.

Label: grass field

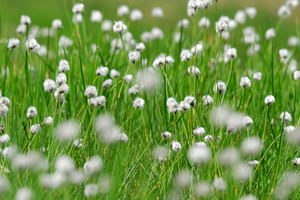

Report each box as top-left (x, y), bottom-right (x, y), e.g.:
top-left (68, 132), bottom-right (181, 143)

top-left (0, 0), bottom-right (300, 199)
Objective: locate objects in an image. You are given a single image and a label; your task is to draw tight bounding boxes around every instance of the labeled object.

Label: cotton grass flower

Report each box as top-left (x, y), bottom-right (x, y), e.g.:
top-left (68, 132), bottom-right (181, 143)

top-left (30, 124), bottom-right (40, 134)
top-left (133, 97), bottom-right (145, 109)
top-left (7, 38), bottom-right (20, 50)
top-left (241, 137), bottom-right (263, 156)
top-left (43, 79), bottom-right (56, 92)
top-left (84, 184), bottom-right (99, 197)
top-left (202, 95), bottom-right (213, 106)
top-left (188, 144), bottom-right (211, 164)
top-left (233, 163), bottom-right (253, 181)
top-left (0, 104), bottom-right (9, 118)
top-left (72, 3), bottom-right (84, 14)
top-left (280, 112), bottom-right (292, 123)
top-left (137, 68), bottom-right (161, 92)
top-left (264, 95), bottom-right (275, 105)
top-left (215, 20), bottom-right (228, 33)
top-left (161, 131), bottom-right (172, 139)
top-left (218, 147), bottom-right (240, 166)
top-left (55, 120), bottom-right (80, 142)
top-left (26, 106), bottom-right (37, 119)
top-left (90, 10), bottom-right (102, 23)
top-left (275, 171), bottom-right (300, 199)
top-left (84, 156), bottom-right (103, 175)
top-left (240, 76), bottom-right (251, 88)
top-left (227, 48), bottom-right (237, 59)
top-left (174, 170), bottom-right (192, 189)
top-left (21, 15), bottom-right (31, 25)
top-left (117, 5), bottom-right (130, 16)
top-left (248, 160), bottom-right (259, 167)
top-left (58, 60), bottom-right (70, 72)
top-left (52, 19), bottom-right (62, 30)
top-left (26, 38), bottom-right (40, 51)
top-left (130, 9), bottom-right (143, 21)
top-left (0, 134), bottom-right (10, 144)
top-left (128, 51), bottom-right (140, 63)
top-left (198, 17), bottom-right (210, 28)
top-left (84, 86), bottom-right (98, 98)
top-left (171, 141), bottom-right (182, 151)
top-left (15, 187), bottom-right (32, 200)
top-left (55, 155), bottom-right (75, 174)
top-left (43, 116), bottom-right (53, 126)
top-left (40, 172), bottom-right (66, 189)
top-left (96, 66), bottom-right (109, 76)
top-left (265, 28), bottom-right (276, 40)
top-left (180, 49), bottom-right (192, 61)
top-left (152, 7), bottom-right (164, 18)
top-left (240, 195), bottom-right (257, 200)
top-left (253, 72), bottom-right (262, 81)
top-left (113, 21), bottom-right (127, 34)
top-left (152, 146), bottom-right (169, 162)
top-left (110, 69), bottom-right (120, 78)
top-left (213, 81), bottom-right (226, 95)
top-left (193, 127), bottom-right (205, 136)
top-left (187, 66), bottom-right (200, 77)
top-left (294, 71), bottom-right (300, 80)
top-left (94, 114), bottom-right (120, 144)
top-left (213, 177), bottom-right (226, 191)
top-left (194, 181), bottom-right (211, 197)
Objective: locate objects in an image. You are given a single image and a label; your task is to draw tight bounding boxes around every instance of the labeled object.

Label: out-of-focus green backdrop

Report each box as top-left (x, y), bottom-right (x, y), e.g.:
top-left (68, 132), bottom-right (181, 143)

top-left (1, 0), bottom-right (299, 37)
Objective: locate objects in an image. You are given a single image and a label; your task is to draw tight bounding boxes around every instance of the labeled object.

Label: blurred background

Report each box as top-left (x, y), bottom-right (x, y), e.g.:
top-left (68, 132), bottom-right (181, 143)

top-left (1, 0), bottom-right (299, 39)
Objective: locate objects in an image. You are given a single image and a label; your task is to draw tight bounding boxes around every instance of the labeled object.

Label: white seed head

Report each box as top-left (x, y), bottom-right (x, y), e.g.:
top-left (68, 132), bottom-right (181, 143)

top-left (133, 97), bottom-right (145, 109)
top-left (152, 146), bottom-right (169, 162)
top-left (213, 81), bottom-right (226, 95)
top-left (117, 5), bottom-right (130, 16)
top-left (241, 137), bottom-right (263, 156)
top-left (84, 86), bottom-right (98, 98)
top-left (213, 177), bottom-right (226, 191)
top-left (15, 187), bottom-right (32, 200)
top-left (218, 147), bottom-right (240, 166)
top-left (72, 3), bottom-right (84, 14)
top-left (193, 127), bottom-right (205, 136)
top-left (58, 60), bottom-right (70, 72)
top-left (152, 7), bottom-right (164, 18)
top-left (113, 21), bottom-right (127, 33)
top-left (84, 156), bottom-right (103, 175)
top-left (21, 15), bottom-right (31, 25)
top-left (188, 144), bottom-right (212, 164)
top-left (174, 170), bottom-right (192, 188)
top-left (26, 106), bottom-right (38, 119)
top-left (253, 72), bottom-right (262, 81)
top-left (171, 141), bottom-right (182, 151)
top-left (265, 28), bottom-right (276, 40)
top-left (55, 155), bottom-right (75, 174)
top-left (233, 162), bottom-right (253, 181)
top-left (280, 112), bottom-right (292, 123)
top-left (43, 79), bottom-right (56, 92)
top-left (240, 76), bottom-right (251, 88)
top-left (202, 95), bottom-right (213, 106)
top-left (30, 124), bottom-right (40, 134)
top-left (94, 114), bottom-right (120, 144)
top-left (7, 38), bottom-right (20, 50)
top-left (161, 131), bottom-right (172, 139)
top-left (84, 184), bottom-right (99, 197)
top-left (55, 120), bottom-right (80, 142)
top-left (52, 19), bottom-right (62, 30)
top-left (130, 9), bottom-right (143, 21)
top-left (264, 95), bottom-right (275, 105)
top-left (90, 10), bottom-right (102, 22)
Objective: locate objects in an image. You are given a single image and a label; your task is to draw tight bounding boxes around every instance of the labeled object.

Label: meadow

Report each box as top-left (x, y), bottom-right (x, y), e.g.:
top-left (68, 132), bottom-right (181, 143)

top-left (0, 0), bottom-right (300, 199)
